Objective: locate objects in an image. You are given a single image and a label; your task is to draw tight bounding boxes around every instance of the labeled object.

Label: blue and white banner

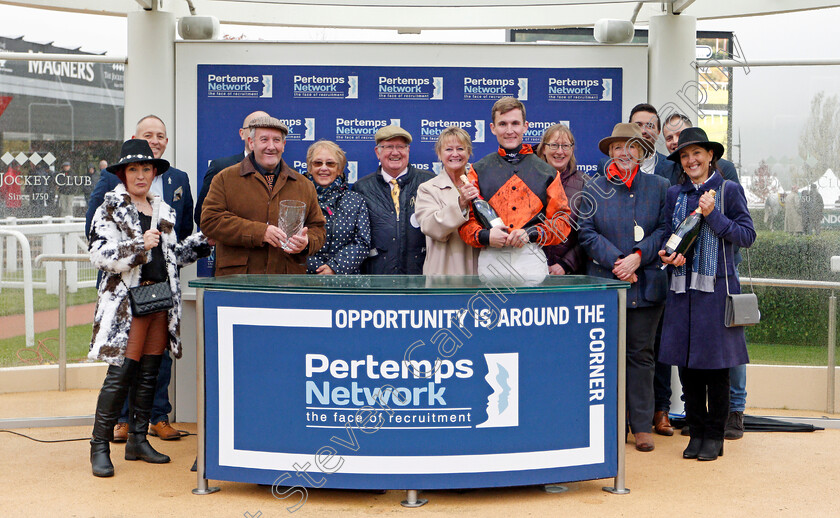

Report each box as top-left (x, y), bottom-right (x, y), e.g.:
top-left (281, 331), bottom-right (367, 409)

top-left (202, 289), bottom-right (618, 489)
top-left (195, 64), bottom-right (621, 276)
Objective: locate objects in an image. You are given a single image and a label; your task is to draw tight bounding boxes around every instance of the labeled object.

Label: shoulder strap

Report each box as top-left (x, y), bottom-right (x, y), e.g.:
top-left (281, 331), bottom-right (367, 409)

top-left (720, 179), bottom-right (755, 295)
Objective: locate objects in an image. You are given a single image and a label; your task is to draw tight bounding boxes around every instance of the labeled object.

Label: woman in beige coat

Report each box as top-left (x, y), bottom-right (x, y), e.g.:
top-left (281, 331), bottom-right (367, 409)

top-left (415, 127), bottom-right (480, 275)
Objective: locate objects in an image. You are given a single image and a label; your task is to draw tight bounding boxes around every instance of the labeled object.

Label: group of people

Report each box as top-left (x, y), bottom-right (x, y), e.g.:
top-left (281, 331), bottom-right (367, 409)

top-left (84, 97), bottom-right (755, 477)
top-left (784, 183), bottom-right (824, 234)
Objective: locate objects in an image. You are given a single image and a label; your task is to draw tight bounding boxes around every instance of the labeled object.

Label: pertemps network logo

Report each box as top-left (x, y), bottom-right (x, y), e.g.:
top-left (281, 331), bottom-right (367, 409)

top-left (378, 75), bottom-right (443, 100)
top-left (523, 120), bottom-right (570, 144)
top-left (293, 74), bottom-right (358, 99)
top-left (419, 119), bottom-right (485, 144)
top-left (476, 353), bottom-right (519, 428)
top-left (280, 117), bottom-right (316, 142)
top-left (463, 76), bottom-right (528, 101)
top-left (547, 77), bottom-right (612, 102)
top-left (207, 73), bottom-right (272, 98)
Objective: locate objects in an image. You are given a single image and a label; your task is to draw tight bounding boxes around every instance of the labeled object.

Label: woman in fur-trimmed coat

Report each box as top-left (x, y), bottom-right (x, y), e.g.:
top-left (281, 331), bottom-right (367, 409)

top-left (87, 139), bottom-right (211, 478)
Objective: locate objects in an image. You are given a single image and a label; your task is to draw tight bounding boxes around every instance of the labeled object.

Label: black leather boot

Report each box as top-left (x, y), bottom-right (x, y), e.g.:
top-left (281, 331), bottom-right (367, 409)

top-left (91, 359), bottom-right (139, 477)
top-left (724, 411), bottom-right (745, 440)
top-left (682, 437), bottom-right (703, 459)
top-left (697, 439), bottom-right (724, 461)
top-left (125, 354), bottom-right (170, 464)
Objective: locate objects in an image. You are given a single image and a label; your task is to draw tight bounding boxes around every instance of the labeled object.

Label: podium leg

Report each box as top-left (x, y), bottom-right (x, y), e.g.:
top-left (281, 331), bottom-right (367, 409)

top-left (192, 288), bottom-right (220, 495)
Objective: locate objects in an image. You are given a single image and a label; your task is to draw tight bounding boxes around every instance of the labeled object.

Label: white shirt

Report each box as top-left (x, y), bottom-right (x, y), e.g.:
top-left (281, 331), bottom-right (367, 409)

top-left (380, 168), bottom-right (408, 183)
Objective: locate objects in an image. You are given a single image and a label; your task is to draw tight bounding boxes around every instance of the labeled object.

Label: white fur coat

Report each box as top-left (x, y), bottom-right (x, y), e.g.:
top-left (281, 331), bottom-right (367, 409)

top-left (88, 183), bottom-right (210, 366)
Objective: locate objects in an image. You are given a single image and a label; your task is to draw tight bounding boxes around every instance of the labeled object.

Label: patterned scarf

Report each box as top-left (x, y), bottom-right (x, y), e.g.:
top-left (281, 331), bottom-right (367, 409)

top-left (310, 175), bottom-right (345, 217)
top-left (670, 177), bottom-right (722, 294)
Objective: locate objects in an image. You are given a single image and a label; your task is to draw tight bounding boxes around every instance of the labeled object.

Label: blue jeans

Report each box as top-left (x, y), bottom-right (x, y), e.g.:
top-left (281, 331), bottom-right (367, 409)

top-left (729, 364), bottom-right (747, 412)
top-left (118, 350), bottom-right (173, 424)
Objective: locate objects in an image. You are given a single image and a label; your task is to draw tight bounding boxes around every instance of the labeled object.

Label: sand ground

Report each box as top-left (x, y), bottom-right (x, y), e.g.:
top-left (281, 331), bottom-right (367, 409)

top-left (2, 391), bottom-right (839, 517)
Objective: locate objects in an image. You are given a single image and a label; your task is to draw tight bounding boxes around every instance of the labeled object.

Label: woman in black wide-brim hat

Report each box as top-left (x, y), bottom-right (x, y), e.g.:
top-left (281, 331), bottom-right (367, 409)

top-left (658, 127), bottom-right (756, 461)
top-left (87, 139), bottom-right (212, 477)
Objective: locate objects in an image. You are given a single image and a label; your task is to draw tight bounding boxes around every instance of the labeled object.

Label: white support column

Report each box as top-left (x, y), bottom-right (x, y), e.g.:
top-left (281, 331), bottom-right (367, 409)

top-left (125, 8), bottom-right (176, 158)
top-left (648, 13), bottom-right (698, 130)
top-left (649, 12), bottom-right (696, 415)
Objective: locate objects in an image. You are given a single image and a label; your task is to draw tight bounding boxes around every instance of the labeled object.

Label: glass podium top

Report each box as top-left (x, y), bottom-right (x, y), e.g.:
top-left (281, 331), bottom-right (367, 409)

top-left (189, 274), bottom-right (628, 294)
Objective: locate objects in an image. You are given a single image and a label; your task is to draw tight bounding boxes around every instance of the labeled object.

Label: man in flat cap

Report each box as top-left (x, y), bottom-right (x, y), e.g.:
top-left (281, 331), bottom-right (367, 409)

top-left (353, 125), bottom-right (434, 274)
top-left (201, 115), bottom-right (325, 275)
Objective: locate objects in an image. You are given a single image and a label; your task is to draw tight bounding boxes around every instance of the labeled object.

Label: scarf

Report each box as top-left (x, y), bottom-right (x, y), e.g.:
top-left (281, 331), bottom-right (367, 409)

top-left (606, 161), bottom-right (639, 189)
top-left (670, 176), bottom-right (722, 294)
top-left (310, 175), bottom-right (345, 217)
top-left (497, 144), bottom-right (534, 164)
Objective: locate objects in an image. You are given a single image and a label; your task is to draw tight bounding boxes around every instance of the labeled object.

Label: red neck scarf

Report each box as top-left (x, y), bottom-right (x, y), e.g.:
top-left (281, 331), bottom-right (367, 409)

top-left (606, 161), bottom-right (639, 189)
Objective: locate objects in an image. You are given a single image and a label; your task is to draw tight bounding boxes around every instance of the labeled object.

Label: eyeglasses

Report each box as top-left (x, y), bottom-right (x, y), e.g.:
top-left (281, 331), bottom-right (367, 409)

top-left (634, 121), bottom-right (658, 130)
top-left (545, 143), bottom-right (574, 151)
top-left (378, 144), bottom-right (408, 152)
top-left (311, 160), bottom-right (338, 168)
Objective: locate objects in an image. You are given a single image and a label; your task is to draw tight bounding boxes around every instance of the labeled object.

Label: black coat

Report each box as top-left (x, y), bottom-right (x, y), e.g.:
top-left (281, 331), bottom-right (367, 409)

top-left (353, 166), bottom-right (435, 275)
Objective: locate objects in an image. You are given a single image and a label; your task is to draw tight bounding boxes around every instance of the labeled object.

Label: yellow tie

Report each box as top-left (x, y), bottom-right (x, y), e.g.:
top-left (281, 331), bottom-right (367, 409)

top-left (390, 178), bottom-right (400, 217)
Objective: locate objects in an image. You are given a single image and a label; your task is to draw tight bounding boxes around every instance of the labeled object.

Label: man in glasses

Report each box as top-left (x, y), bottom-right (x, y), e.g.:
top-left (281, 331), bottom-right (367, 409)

top-left (353, 125), bottom-right (434, 274)
top-left (194, 110), bottom-right (269, 227)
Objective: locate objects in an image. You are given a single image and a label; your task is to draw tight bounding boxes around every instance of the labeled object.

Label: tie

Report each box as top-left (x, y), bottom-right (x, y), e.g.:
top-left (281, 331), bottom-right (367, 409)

top-left (389, 178), bottom-right (400, 218)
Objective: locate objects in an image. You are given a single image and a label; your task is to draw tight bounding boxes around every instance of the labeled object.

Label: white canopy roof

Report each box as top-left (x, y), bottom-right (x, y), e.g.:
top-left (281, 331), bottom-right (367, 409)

top-left (5, 0), bottom-right (840, 30)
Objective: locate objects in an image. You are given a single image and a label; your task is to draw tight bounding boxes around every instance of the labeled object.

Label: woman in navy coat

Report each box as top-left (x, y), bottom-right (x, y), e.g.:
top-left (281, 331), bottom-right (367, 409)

top-left (658, 128), bottom-right (756, 461)
top-left (579, 123), bottom-right (670, 453)
top-left (304, 140), bottom-right (371, 275)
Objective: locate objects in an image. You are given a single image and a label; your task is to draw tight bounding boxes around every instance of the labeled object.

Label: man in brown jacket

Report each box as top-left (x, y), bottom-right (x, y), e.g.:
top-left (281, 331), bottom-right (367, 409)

top-left (201, 116), bottom-right (325, 275)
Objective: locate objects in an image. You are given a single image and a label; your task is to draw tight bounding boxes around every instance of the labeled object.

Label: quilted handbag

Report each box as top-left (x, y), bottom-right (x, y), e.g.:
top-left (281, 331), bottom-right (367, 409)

top-left (128, 281), bottom-right (174, 316)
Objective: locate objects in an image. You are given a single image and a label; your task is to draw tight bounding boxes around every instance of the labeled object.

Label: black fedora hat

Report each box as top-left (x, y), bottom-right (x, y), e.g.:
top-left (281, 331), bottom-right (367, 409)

top-left (666, 127), bottom-right (724, 163)
top-left (106, 139), bottom-right (169, 174)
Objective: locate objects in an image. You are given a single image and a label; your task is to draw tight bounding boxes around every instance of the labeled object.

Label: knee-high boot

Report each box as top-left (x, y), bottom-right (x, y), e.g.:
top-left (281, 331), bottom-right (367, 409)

top-left (125, 354), bottom-right (170, 464)
top-left (91, 359), bottom-right (139, 477)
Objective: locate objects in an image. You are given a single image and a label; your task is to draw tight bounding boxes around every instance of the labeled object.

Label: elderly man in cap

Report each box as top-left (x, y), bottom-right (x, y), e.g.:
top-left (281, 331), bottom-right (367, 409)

top-left (201, 116), bottom-right (325, 275)
top-left (353, 125), bottom-right (435, 274)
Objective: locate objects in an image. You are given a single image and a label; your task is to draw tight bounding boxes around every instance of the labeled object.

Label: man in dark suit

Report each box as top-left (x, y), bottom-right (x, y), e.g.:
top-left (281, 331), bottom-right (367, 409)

top-left (194, 110), bottom-right (269, 228)
top-left (85, 114), bottom-right (193, 443)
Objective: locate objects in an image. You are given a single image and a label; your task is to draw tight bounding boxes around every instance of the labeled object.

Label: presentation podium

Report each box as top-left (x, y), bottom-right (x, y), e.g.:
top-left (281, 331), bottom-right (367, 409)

top-left (189, 274), bottom-right (629, 499)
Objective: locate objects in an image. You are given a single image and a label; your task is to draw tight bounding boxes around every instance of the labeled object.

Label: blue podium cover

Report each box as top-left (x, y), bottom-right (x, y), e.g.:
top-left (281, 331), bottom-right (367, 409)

top-left (202, 288), bottom-right (618, 489)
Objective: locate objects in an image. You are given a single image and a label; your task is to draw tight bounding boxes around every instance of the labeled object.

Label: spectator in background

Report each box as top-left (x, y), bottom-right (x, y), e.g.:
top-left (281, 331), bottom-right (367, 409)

top-left (415, 127), bottom-right (480, 275)
top-left (82, 164), bottom-right (100, 200)
top-left (1, 165), bottom-right (22, 218)
top-left (784, 186), bottom-right (803, 233)
top-left (194, 110), bottom-right (270, 228)
top-left (57, 161), bottom-right (77, 216)
top-left (536, 123), bottom-right (587, 275)
top-left (99, 159), bottom-right (108, 172)
top-left (353, 125), bottom-right (434, 275)
top-left (809, 183), bottom-right (824, 235)
top-left (304, 140), bottom-right (370, 275)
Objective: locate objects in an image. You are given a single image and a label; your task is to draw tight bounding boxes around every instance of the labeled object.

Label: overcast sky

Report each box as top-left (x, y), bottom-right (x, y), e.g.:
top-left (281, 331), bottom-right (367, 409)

top-left (1, 3), bottom-right (839, 173)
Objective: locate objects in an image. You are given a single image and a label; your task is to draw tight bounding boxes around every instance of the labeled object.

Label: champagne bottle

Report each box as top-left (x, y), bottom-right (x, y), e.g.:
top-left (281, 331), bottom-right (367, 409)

top-left (461, 174), bottom-right (505, 229)
top-left (664, 189), bottom-right (715, 256)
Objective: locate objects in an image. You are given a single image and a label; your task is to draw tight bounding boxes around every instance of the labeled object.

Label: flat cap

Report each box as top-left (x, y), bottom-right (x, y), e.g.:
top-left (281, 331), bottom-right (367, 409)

top-left (374, 125), bottom-right (412, 144)
top-left (248, 116), bottom-right (288, 136)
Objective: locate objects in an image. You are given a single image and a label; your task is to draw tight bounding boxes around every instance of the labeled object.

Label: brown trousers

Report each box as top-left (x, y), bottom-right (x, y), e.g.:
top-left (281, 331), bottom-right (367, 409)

top-left (124, 311), bottom-right (168, 361)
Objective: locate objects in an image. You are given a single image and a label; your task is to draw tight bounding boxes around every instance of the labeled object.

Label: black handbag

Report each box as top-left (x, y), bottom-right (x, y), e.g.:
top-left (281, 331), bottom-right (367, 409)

top-left (127, 281), bottom-right (174, 316)
top-left (720, 180), bottom-right (760, 327)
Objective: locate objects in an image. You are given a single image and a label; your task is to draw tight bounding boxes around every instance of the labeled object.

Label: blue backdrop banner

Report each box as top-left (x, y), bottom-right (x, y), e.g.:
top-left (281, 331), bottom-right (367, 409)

top-left (202, 288), bottom-right (619, 489)
top-left (195, 64), bottom-right (622, 276)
